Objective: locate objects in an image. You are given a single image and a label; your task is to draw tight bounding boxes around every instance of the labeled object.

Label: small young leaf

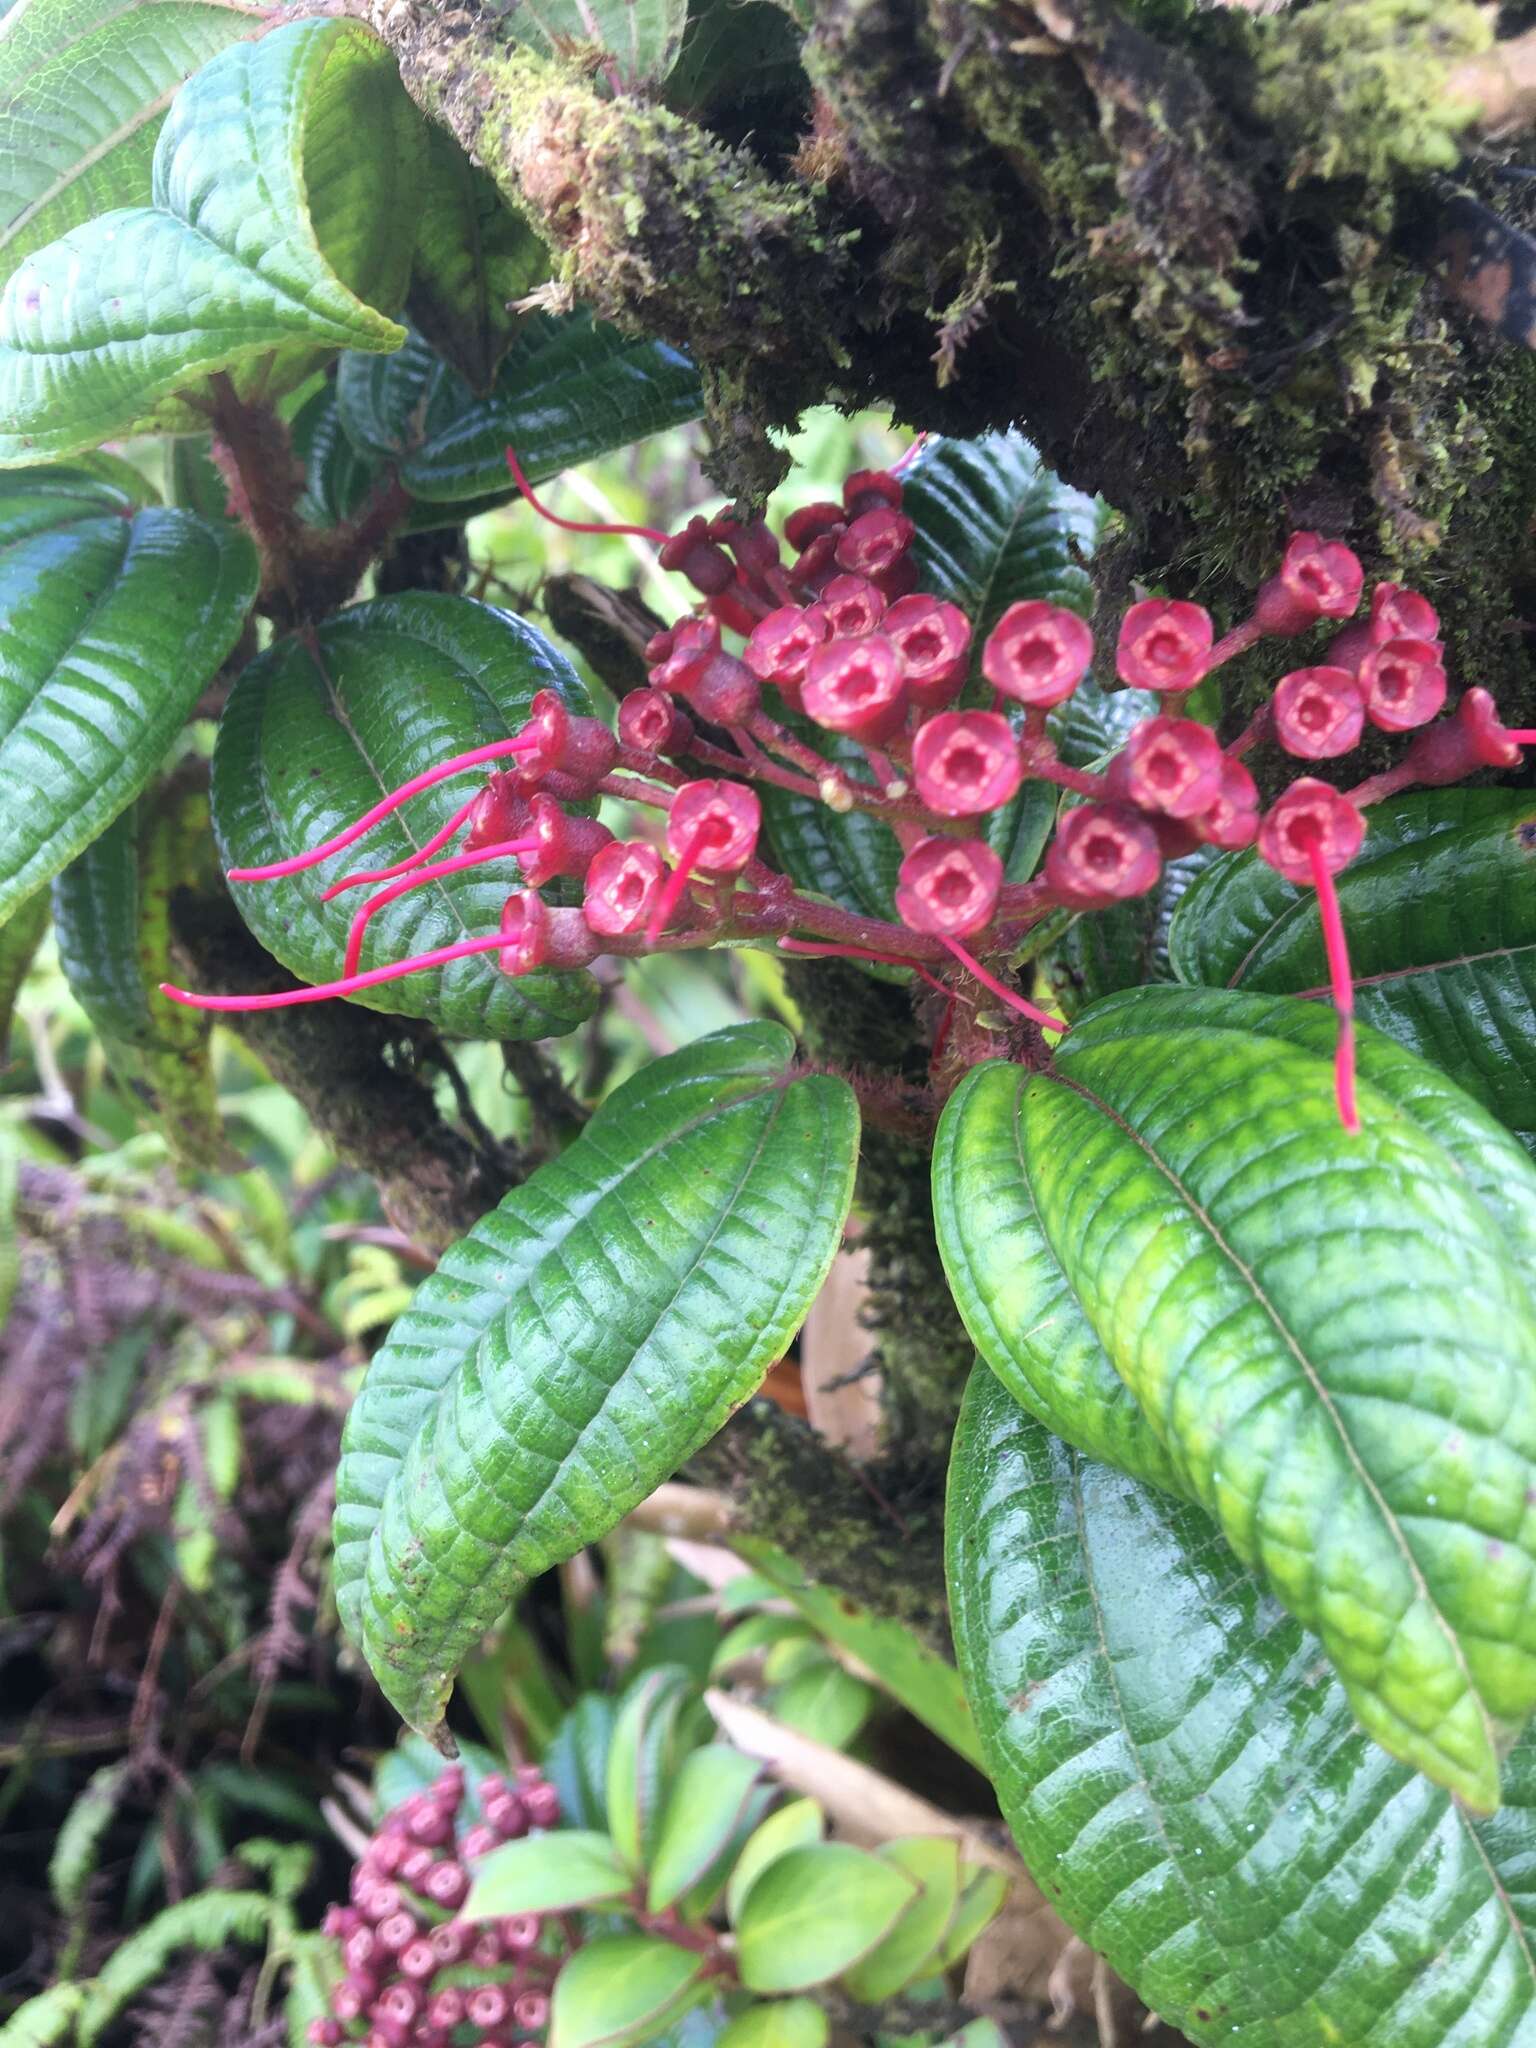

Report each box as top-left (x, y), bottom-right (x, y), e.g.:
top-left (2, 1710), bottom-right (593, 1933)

top-left (716, 2000), bottom-right (829, 2048)
top-left (934, 1865), bottom-right (1008, 1969)
top-left (734, 1844), bottom-right (917, 1994)
top-left (0, 888), bottom-right (49, 1056)
top-left (725, 1799), bottom-right (824, 1927)
top-left (405, 127), bottom-right (549, 394)
top-left (505, 0), bottom-right (689, 89)
top-left (549, 1935), bottom-right (707, 2048)
top-left (771, 1660), bottom-right (875, 1752)
top-left (462, 1831), bottom-right (634, 1918)
top-left (545, 1696), bottom-right (619, 1832)
top-left (606, 1667), bottom-right (698, 1875)
top-left (710, 1615), bottom-right (813, 1676)
top-left (646, 1746), bottom-right (762, 1913)
top-left (839, 1837), bottom-right (962, 2003)
top-left (0, 19), bottom-right (420, 460)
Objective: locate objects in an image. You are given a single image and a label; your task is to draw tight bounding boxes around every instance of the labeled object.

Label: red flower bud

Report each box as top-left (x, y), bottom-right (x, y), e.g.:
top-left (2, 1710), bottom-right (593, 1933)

top-left (308, 2024), bottom-right (344, 2047)
top-left (820, 574), bottom-right (885, 639)
top-left (585, 841), bottom-right (665, 937)
top-left (343, 1930), bottom-right (378, 1975)
top-left (468, 1986), bottom-right (511, 2030)
top-left (364, 1884), bottom-right (403, 1925)
top-left (514, 691), bottom-right (619, 793)
top-left (377, 1985), bottom-right (422, 2027)
top-left (423, 1860), bottom-right (467, 1910)
top-left (498, 893), bottom-right (600, 976)
top-left (428, 1922), bottom-right (467, 1966)
top-left (520, 795), bottom-right (613, 888)
top-left (708, 577), bottom-right (769, 637)
top-left (835, 505), bottom-right (915, 580)
top-left (667, 781), bottom-right (761, 874)
top-left (912, 711), bottom-right (1023, 817)
top-left (514, 1991), bottom-right (552, 2031)
top-left (677, 649), bottom-right (762, 725)
top-left (1271, 666), bottom-right (1365, 759)
top-left (618, 688), bottom-right (694, 756)
top-left (894, 836), bottom-right (1003, 937)
top-left (1190, 756), bottom-right (1260, 850)
top-left (1371, 580), bottom-right (1439, 645)
top-left (461, 1825), bottom-right (497, 1861)
top-left (785, 501), bottom-right (845, 550)
top-left (399, 1938), bottom-right (437, 1980)
top-left (1115, 598), bottom-right (1213, 693)
top-left (802, 634), bottom-right (908, 741)
top-left (649, 617), bottom-right (720, 695)
top-left (331, 1983), bottom-right (367, 2024)
top-left (714, 514), bottom-right (783, 583)
top-left (743, 605), bottom-right (830, 709)
top-left (428, 1990), bottom-right (468, 2030)
top-left (375, 1912), bottom-right (418, 1955)
top-left (1397, 686), bottom-right (1524, 786)
top-left (370, 1836), bottom-right (409, 1877)
top-left (501, 1913), bottom-right (541, 1954)
top-left (658, 514), bottom-right (735, 595)
top-left (1043, 802), bottom-right (1162, 909)
top-left (398, 1846), bottom-right (435, 1887)
top-left (981, 601), bottom-right (1093, 707)
top-left (883, 594), bottom-right (971, 707)
top-left (843, 469), bottom-right (903, 518)
top-left (469, 1931), bottom-right (504, 1970)
top-left (1356, 636), bottom-right (1446, 732)
top-left (1254, 532), bottom-right (1364, 636)
top-left (792, 528), bottom-right (847, 592)
top-left (1257, 779), bottom-right (1364, 884)
top-left (484, 1790), bottom-right (529, 1839)
top-left (522, 1782), bottom-right (560, 1828)
top-left (1111, 715), bottom-right (1224, 817)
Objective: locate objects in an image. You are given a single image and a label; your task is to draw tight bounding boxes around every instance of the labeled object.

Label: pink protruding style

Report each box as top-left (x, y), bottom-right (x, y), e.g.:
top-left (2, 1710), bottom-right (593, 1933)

top-left (505, 447), bottom-right (668, 545)
top-left (342, 835), bottom-right (539, 977)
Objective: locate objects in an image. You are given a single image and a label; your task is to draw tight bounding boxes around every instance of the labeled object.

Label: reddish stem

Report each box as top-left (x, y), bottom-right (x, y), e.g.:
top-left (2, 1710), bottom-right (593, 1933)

top-left (1307, 841), bottom-right (1360, 1135)
top-left (937, 935), bottom-right (1066, 1033)
top-left (778, 936), bottom-right (951, 996)
top-left (1018, 741), bottom-right (1109, 798)
top-left (1204, 616), bottom-right (1262, 675)
top-left (161, 931), bottom-right (513, 1011)
top-left (1225, 702), bottom-right (1272, 761)
top-left (343, 836), bottom-right (538, 977)
top-left (505, 447), bottom-right (669, 545)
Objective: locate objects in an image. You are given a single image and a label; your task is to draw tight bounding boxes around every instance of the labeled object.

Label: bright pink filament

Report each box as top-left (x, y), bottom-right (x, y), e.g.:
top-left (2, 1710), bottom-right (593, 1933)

top-left (936, 936), bottom-right (1066, 1033)
top-left (1307, 839), bottom-right (1359, 1136)
top-left (505, 447), bottom-right (668, 545)
top-left (160, 931), bottom-right (512, 1011)
top-left (320, 792), bottom-right (482, 899)
top-left (226, 739), bottom-right (536, 882)
top-left (343, 837), bottom-right (539, 977)
top-left (1505, 730), bottom-right (1536, 744)
top-left (778, 935), bottom-right (950, 996)
top-left (645, 824), bottom-right (711, 945)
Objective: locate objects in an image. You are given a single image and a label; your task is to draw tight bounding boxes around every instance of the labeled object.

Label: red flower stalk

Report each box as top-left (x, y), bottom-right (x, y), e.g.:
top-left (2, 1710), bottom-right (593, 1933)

top-left (499, 892), bottom-right (600, 976)
top-left (882, 594), bottom-right (971, 707)
top-left (820, 574), bottom-right (886, 639)
top-left (225, 736), bottom-right (539, 883)
top-left (1393, 686), bottom-right (1525, 787)
top-left (1115, 598), bottom-right (1214, 693)
top-left (519, 795), bottom-right (614, 888)
top-left (843, 469), bottom-right (903, 518)
top-left (321, 789), bottom-right (485, 899)
top-left (645, 780), bottom-right (762, 941)
top-left (657, 513), bottom-right (736, 595)
top-left (744, 605), bottom-right (831, 703)
top-left (778, 937), bottom-right (951, 997)
top-left (513, 689), bottom-right (619, 793)
top-left (618, 688), bottom-right (694, 756)
top-left (835, 505), bottom-right (916, 580)
top-left (784, 502), bottom-right (845, 550)
top-left (981, 600), bottom-right (1093, 708)
top-left (1356, 636), bottom-right (1447, 732)
top-left (1110, 715), bottom-right (1224, 817)
top-left (1042, 801), bottom-right (1162, 909)
top-left (1254, 532), bottom-right (1364, 636)
top-left (1271, 665), bottom-right (1366, 759)
top-left (708, 576), bottom-right (770, 634)
top-left (1257, 780), bottom-right (1365, 1134)
top-left (341, 834), bottom-right (540, 977)
top-left (802, 634), bottom-right (908, 741)
top-left (894, 836), bottom-right (1003, 937)
top-left (584, 841), bottom-right (665, 937)
top-left (1190, 756), bottom-right (1260, 849)
top-left (912, 710), bottom-right (1023, 816)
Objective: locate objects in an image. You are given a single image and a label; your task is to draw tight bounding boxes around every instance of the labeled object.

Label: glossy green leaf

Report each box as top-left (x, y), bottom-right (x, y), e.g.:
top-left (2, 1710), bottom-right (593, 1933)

top-left (0, 887), bottom-right (48, 1056)
top-left (716, 2000), bottom-right (828, 2048)
top-left (948, 1363), bottom-right (1536, 2047)
top-left (406, 126), bottom-right (549, 394)
top-left (0, 0), bottom-right (264, 289)
top-left (1016, 983), bottom-right (1536, 1811)
top-left (934, 1865), bottom-right (1008, 1970)
top-left (0, 473), bottom-right (256, 924)
top-left (0, 19), bottom-right (418, 461)
top-left (549, 1936), bottom-right (708, 2048)
top-left (607, 1666), bottom-right (699, 1875)
top-left (725, 1799), bottom-right (824, 1926)
top-left (840, 1837), bottom-right (962, 2002)
top-left (211, 591), bottom-right (599, 1040)
top-left (734, 1843), bottom-right (917, 1994)
top-left (647, 1746), bottom-right (762, 1913)
top-left (462, 1830), bottom-right (634, 1918)
top-left (53, 782), bottom-right (228, 1164)
top-left (334, 316), bottom-right (702, 506)
top-left (1168, 788), bottom-right (1536, 1146)
top-left (771, 1659), bottom-right (875, 1750)
top-left (333, 1023), bottom-right (859, 1736)
top-left (665, 0), bottom-right (807, 130)
top-left (506, 0), bottom-right (688, 88)
top-left (1049, 845), bottom-right (1217, 1015)
top-left (545, 1696), bottom-right (618, 1832)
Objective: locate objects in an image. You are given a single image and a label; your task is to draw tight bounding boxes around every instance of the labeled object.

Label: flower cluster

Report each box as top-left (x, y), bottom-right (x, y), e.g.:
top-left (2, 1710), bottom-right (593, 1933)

top-left (308, 1765), bottom-right (562, 2048)
top-left (164, 459), bottom-right (1536, 1133)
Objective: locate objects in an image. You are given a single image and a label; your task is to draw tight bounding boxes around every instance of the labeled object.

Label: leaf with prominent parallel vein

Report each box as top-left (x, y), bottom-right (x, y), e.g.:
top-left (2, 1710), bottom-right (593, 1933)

top-left (52, 782), bottom-right (228, 1164)
top-left (1167, 788), bottom-right (1536, 1146)
top-left (405, 127), bottom-right (549, 395)
top-left (0, 0), bottom-right (264, 291)
top-left (0, 887), bottom-right (48, 1056)
top-left (506, 0), bottom-right (689, 88)
top-left (0, 470), bottom-right (256, 924)
top-left (334, 316), bottom-right (702, 506)
top-left (210, 592), bottom-right (600, 1042)
top-left (948, 1365), bottom-right (1536, 2047)
top-left (0, 18), bottom-right (418, 463)
top-left (332, 1022), bottom-right (859, 1736)
top-left (1021, 982), bottom-right (1536, 1811)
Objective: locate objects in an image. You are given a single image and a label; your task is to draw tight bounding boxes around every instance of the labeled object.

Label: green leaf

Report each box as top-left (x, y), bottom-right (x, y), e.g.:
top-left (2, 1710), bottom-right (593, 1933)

top-left (549, 1935), bottom-right (708, 2048)
top-left (840, 1837), bottom-right (962, 2002)
top-left (505, 0), bottom-right (689, 88)
top-left (49, 1763), bottom-right (129, 1917)
top-left (0, 1984), bottom-right (86, 2048)
top-left (1049, 845), bottom-right (1217, 1015)
top-left (406, 127), bottom-right (549, 394)
top-left (0, 887), bottom-right (49, 1056)
top-left (332, 1022), bottom-right (859, 1736)
top-left (545, 1695), bottom-right (619, 1832)
top-left (1167, 788), bottom-right (1536, 1147)
top-left (771, 1659), bottom-right (875, 1750)
top-left (0, 0), bottom-right (264, 290)
top-left (665, 0), bottom-right (807, 131)
top-left (282, 1930), bottom-right (343, 2048)
top-left (735, 1843), bottom-right (917, 1994)
top-left (647, 1746), bottom-right (762, 1913)
top-left (711, 1615), bottom-right (813, 1675)
top-left (725, 1799), bottom-right (824, 1926)
top-left (947, 1363), bottom-right (1536, 2048)
top-left (0, 18), bottom-right (419, 461)
top-left (0, 474), bottom-right (256, 923)
top-left (934, 1866), bottom-right (1008, 1970)
top-left (335, 315), bottom-right (702, 506)
top-left (210, 591), bottom-right (600, 1040)
top-left (462, 1830), bottom-right (634, 1917)
top-left (53, 781), bottom-right (229, 1165)
top-left (606, 1667), bottom-right (699, 1875)
top-left (1011, 983), bottom-right (1536, 1811)
top-left (372, 1730), bottom-right (503, 1819)
top-left (716, 2000), bottom-right (828, 2048)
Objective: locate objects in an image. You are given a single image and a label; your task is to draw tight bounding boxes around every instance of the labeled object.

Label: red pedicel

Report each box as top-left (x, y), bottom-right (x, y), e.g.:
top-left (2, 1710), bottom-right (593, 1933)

top-left (894, 837), bottom-right (1003, 937)
top-left (1043, 801), bottom-right (1162, 909)
top-left (802, 634), bottom-right (908, 742)
top-left (912, 711), bottom-right (1023, 816)
top-left (1254, 532), bottom-right (1364, 636)
top-left (1396, 685), bottom-right (1525, 784)
top-left (1271, 665), bottom-right (1366, 759)
top-left (618, 688), bottom-right (693, 756)
top-left (1256, 778), bottom-right (1365, 885)
top-left (744, 605), bottom-right (831, 700)
top-left (708, 575), bottom-right (768, 636)
top-left (584, 841), bottom-right (665, 937)
top-left (1356, 636), bottom-right (1447, 732)
top-left (1111, 715), bottom-right (1225, 817)
top-left (520, 794), bottom-right (614, 887)
top-left (1190, 756), bottom-right (1260, 849)
top-left (981, 600), bottom-right (1093, 707)
top-left (820, 574), bottom-right (886, 639)
top-left (1115, 598), bottom-right (1214, 692)
top-left (835, 505), bottom-right (916, 580)
top-left (666, 780), bottom-right (762, 874)
top-left (498, 893), bottom-right (599, 977)
top-left (657, 514), bottom-right (736, 595)
top-left (882, 594), bottom-right (972, 707)
top-left (843, 469), bottom-right (903, 518)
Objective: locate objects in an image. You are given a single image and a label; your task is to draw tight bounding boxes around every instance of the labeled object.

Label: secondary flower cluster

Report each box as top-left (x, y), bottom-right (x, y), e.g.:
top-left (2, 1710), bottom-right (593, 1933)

top-left (308, 1765), bottom-right (562, 2048)
top-left (164, 455), bottom-right (1536, 1130)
